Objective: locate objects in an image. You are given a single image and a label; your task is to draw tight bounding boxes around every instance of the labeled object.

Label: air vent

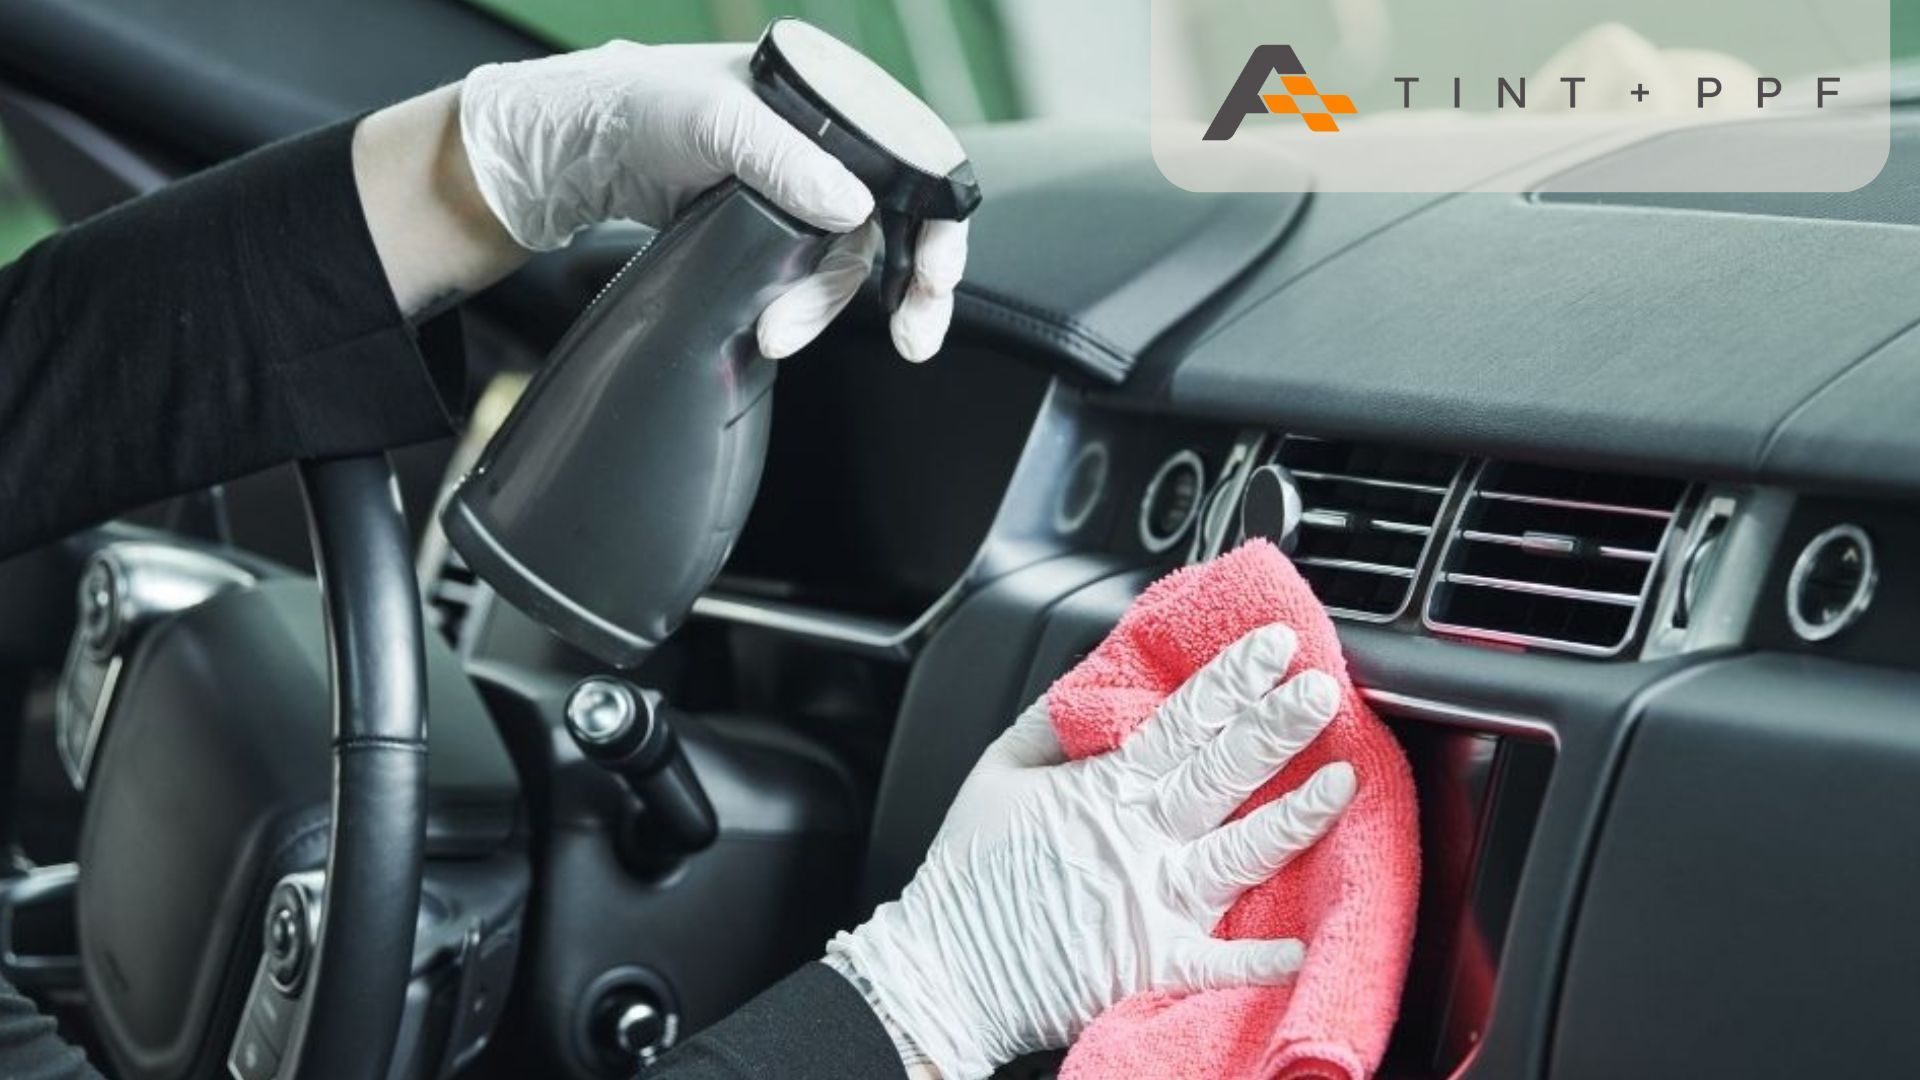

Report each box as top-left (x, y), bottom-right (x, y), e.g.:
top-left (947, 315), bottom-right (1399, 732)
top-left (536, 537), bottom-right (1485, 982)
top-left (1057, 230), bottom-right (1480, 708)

top-left (1425, 462), bottom-right (1689, 656)
top-left (1266, 437), bottom-right (1466, 620)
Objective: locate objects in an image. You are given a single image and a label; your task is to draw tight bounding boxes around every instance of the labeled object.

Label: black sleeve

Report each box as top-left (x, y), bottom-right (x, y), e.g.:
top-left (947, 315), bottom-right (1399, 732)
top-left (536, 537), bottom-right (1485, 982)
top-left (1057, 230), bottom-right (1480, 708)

top-left (0, 975), bottom-right (103, 1079)
top-left (0, 117), bottom-right (461, 560)
top-left (643, 963), bottom-right (908, 1080)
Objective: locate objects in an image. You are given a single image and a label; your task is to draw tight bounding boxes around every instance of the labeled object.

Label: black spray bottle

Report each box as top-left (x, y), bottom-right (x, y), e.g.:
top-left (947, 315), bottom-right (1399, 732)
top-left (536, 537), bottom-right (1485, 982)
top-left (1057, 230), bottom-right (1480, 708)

top-left (442, 18), bottom-right (981, 667)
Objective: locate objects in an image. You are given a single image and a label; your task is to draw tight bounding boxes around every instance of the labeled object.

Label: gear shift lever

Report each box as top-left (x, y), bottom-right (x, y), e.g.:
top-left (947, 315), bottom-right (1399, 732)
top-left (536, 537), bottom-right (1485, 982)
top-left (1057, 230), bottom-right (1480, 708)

top-left (564, 677), bottom-right (717, 875)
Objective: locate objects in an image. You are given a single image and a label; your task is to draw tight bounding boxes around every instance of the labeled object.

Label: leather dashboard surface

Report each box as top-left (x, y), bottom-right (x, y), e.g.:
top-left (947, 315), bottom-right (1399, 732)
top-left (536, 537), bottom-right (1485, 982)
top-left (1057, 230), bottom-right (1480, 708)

top-left (1157, 116), bottom-right (1920, 497)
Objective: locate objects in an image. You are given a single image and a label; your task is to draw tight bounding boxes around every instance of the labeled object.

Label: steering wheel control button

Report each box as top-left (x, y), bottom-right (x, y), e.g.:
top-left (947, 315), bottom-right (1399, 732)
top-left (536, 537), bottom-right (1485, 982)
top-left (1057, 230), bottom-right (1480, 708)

top-left (568, 678), bottom-right (643, 746)
top-left (78, 559), bottom-right (122, 657)
top-left (1239, 464), bottom-right (1306, 553)
top-left (1139, 450), bottom-right (1208, 554)
top-left (263, 883), bottom-right (311, 993)
top-left (1787, 524), bottom-right (1876, 643)
top-left (229, 1011), bottom-right (282, 1080)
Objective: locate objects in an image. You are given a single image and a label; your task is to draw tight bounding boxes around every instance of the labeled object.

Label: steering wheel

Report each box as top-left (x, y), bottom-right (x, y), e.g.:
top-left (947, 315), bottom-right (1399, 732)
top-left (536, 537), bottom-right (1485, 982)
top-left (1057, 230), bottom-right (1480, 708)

top-left (277, 454), bottom-right (430, 1077)
top-left (67, 453), bottom-right (428, 1080)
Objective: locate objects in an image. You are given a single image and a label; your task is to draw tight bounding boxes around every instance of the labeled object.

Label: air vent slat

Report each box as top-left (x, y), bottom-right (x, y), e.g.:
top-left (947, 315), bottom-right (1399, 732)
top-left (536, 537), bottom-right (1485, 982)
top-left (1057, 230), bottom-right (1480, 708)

top-left (1259, 438), bottom-right (1465, 621)
top-left (1426, 462), bottom-right (1688, 657)
top-left (1297, 556), bottom-right (1417, 579)
top-left (1302, 515), bottom-right (1433, 537)
top-left (1475, 490), bottom-right (1675, 520)
top-left (1293, 470), bottom-right (1453, 496)
top-left (1459, 530), bottom-right (1659, 564)
top-left (1443, 573), bottom-right (1641, 607)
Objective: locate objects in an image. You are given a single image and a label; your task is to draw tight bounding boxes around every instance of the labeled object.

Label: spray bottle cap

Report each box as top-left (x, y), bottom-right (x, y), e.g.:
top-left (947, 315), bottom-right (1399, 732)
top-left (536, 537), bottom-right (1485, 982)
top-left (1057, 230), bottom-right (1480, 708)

top-left (750, 18), bottom-right (981, 309)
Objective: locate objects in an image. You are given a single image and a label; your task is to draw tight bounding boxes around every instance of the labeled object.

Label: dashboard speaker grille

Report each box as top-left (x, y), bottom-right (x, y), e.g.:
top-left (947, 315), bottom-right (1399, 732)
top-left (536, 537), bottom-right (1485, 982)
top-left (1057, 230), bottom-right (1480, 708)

top-left (1424, 462), bottom-right (1688, 656)
top-left (1273, 437), bottom-right (1465, 620)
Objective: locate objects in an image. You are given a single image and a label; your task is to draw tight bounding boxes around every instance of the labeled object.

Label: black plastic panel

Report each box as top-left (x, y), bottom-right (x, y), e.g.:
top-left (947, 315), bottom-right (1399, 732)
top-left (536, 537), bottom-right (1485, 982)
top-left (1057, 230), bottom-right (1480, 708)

top-left (1748, 497), bottom-right (1920, 670)
top-left (1552, 654), bottom-right (1920, 1079)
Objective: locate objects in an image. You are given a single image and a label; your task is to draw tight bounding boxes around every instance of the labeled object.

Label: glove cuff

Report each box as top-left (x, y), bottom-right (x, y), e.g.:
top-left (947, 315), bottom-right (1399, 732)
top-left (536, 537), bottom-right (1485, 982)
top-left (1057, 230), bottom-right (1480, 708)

top-left (824, 889), bottom-right (1001, 1080)
top-left (457, 64), bottom-right (576, 252)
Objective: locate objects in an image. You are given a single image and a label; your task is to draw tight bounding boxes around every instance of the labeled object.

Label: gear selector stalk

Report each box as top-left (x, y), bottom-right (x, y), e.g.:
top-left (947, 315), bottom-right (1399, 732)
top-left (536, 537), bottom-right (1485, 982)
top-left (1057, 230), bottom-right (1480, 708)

top-left (564, 677), bottom-right (718, 875)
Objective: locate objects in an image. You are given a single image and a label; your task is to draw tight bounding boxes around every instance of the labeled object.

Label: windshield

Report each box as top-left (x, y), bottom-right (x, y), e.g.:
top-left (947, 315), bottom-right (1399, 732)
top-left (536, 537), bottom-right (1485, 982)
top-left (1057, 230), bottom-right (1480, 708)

top-left (469, 0), bottom-right (1920, 122)
top-left (5, 0), bottom-right (1920, 263)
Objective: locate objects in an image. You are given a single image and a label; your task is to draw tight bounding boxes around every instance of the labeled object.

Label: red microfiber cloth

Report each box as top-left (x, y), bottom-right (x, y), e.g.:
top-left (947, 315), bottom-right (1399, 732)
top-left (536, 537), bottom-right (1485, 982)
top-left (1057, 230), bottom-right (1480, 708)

top-left (1047, 539), bottom-right (1420, 1080)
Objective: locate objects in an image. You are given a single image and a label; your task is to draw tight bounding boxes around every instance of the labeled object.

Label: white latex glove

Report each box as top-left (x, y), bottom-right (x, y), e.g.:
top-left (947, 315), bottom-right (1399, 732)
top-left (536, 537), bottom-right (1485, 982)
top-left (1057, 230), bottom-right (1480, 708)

top-left (458, 41), bottom-right (968, 361)
top-left (827, 624), bottom-right (1358, 1079)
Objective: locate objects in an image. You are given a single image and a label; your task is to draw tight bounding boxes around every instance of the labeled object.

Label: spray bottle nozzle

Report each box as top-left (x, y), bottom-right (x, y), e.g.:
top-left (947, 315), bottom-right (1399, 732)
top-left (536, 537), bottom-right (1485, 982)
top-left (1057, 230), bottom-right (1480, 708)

top-left (749, 17), bottom-right (981, 312)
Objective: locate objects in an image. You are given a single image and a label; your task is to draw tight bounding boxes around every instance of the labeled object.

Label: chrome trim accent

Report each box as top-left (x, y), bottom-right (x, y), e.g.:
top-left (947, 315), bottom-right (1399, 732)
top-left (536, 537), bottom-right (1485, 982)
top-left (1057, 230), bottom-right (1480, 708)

top-left (1194, 431), bottom-right (1268, 562)
top-left (1423, 460), bottom-right (1689, 659)
top-left (0, 864), bottom-right (82, 987)
top-left (690, 592), bottom-right (926, 660)
top-left (1301, 508), bottom-right (1353, 532)
top-left (1052, 441), bottom-right (1110, 535)
top-left (1442, 573), bottom-right (1641, 607)
top-left (1274, 437), bottom-right (1469, 625)
top-left (58, 543), bottom-right (256, 789)
top-left (1597, 545), bottom-right (1659, 563)
top-left (1460, 529), bottom-right (1574, 555)
top-left (1290, 469), bottom-right (1452, 496)
top-left (1297, 556), bottom-right (1417, 579)
top-left (1370, 519), bottom-right (1434, 536)
top-left (1138, 449), bottom-right (1208, 555)
top-left (566, 678), bottom-right (643, 745)
top-left (1361, 689), bottom-right (1558, 744)
top-left (1475, 490), bottom-right (1675, 520)
top-left (71, 655), bottom-right (122, 788)
top-left (1785, 523), bottom-right (1876, 643)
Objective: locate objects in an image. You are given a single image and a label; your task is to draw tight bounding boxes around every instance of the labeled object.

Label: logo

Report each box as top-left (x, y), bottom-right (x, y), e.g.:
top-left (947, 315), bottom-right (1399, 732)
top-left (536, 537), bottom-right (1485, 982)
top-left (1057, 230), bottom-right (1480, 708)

top-left (1206, 45), bottom-right (1357, 140)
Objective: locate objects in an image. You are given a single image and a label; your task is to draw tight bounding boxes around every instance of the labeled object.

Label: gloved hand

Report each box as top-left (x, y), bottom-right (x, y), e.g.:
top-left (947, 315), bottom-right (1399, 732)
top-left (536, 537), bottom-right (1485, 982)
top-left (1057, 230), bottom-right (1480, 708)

top-left (827, 624), bottom-right (1358, 1079)
top-left (458, 41), bottom-right (968, 361)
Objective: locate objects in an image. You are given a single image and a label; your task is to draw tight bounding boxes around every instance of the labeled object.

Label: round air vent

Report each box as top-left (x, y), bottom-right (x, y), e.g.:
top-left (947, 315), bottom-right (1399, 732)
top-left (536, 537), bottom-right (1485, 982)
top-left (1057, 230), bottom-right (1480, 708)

top-left (1054, 442), bottom-right (1110, 535)
top-left (1139, 450), bottom-right (1206, 554)
top-left (1786, 524), bottom-right (1875, 642)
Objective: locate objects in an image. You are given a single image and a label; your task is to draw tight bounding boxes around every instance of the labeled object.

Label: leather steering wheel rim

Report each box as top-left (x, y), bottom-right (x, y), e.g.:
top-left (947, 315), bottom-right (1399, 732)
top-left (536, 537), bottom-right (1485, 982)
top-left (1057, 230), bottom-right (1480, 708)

top-left (283, 454), bottom-right (429, 1078)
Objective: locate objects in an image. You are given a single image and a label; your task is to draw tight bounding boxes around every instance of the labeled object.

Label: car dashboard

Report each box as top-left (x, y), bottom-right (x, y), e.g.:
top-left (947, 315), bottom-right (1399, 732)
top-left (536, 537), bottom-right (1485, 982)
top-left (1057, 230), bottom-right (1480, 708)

top-left (428, 113), bottom-right (1920, 1078)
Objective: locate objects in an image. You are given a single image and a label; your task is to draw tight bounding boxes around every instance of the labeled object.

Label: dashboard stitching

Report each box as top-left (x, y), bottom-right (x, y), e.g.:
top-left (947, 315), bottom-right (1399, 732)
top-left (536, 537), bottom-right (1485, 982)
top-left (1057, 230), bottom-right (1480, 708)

top-left (1182, 192), bottom-right (1468, 354)
top-left (955, 283), bottom-right (1131, 381)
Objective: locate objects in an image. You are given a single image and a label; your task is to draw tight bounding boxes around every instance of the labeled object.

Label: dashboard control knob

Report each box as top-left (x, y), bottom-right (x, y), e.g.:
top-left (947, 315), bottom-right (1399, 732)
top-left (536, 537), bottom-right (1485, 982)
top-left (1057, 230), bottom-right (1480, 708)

top-left (1139, 450), bottom-right (1207, 554)
top-left (1240, 464), bottom-right (1305, 554)
top-left (567, 678), bottom-right (642, 746)
top-left (580, 970), bottom-right (682, 1074)
top-left (613, 998), bottom-right (667, 1059)
top-left (1787, 524), bottom-right (1876, 643)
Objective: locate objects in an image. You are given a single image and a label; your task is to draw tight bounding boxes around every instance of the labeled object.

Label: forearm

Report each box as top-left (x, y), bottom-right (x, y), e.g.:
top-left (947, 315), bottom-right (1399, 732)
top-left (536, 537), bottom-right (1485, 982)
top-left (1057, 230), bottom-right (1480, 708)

top-left (351, 83), bottom-right (528, 318)
top-left (0, 120), bottom-right (458, 559)
top-left (641, 963), bottom-right (907, 1079)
